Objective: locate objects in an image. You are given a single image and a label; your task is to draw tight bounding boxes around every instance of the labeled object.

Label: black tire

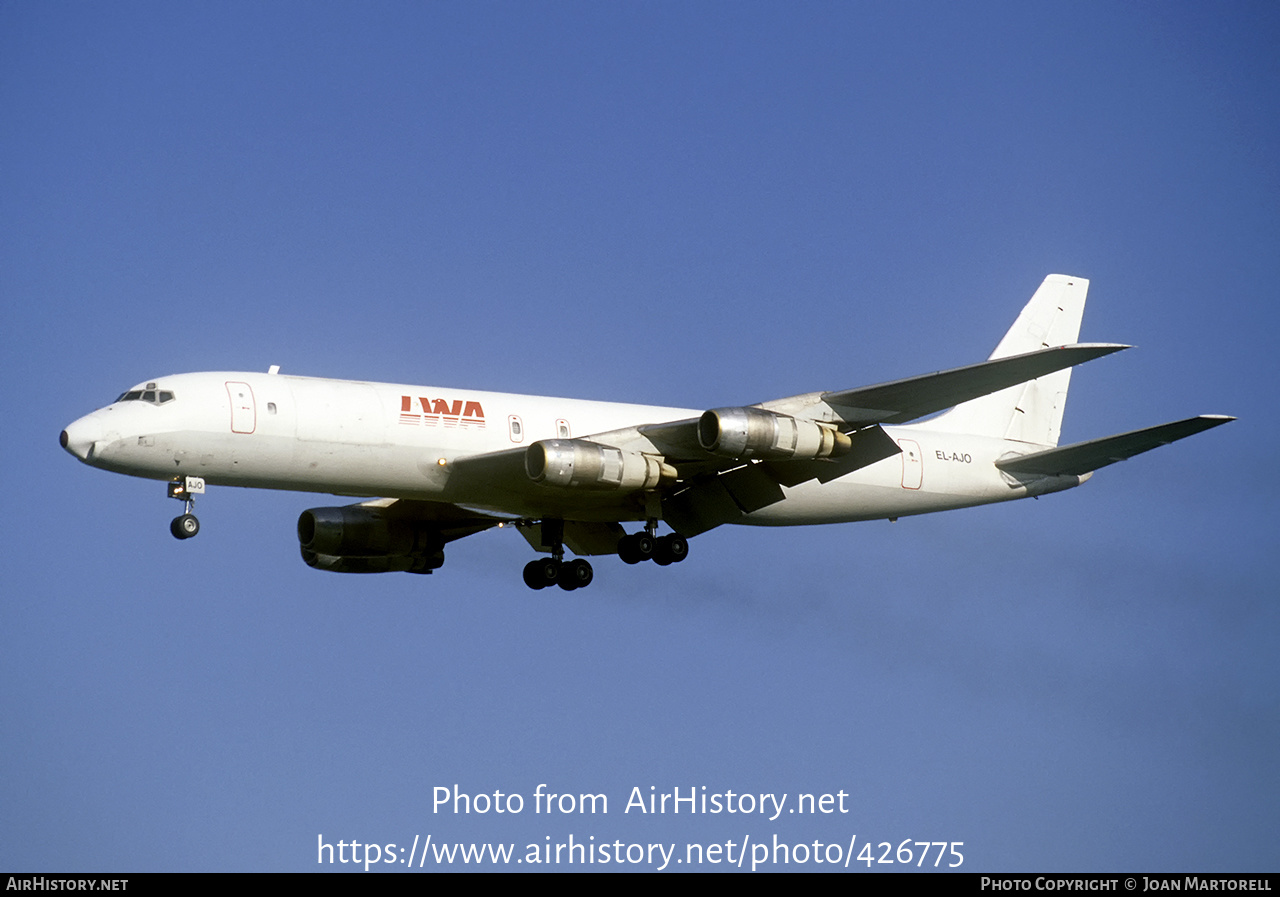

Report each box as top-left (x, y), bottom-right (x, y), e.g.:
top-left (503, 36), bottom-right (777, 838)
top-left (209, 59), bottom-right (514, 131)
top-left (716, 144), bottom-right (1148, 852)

top-left (657, 533), bottom-right (689, 564)
top-left (633, 532), bottom-right (655, 562)
top-left (523, 560), bottom-right (548, 590)
top-left (558, 558), bottom-right (593, 591)
top-left (170, 514), bottom-right (199, 540)
top-left (524, 558), bottom-right (560, 590)
top-left (538, 557), bottom-right (561, 585)
top-left (617, 533), bottom-right (641, 564)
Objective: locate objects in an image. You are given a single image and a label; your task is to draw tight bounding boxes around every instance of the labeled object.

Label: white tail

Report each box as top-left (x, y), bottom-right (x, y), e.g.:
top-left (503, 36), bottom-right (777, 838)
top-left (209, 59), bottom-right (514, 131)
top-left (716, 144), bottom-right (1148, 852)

top-left (920, 274), bottom-right (1090, 446)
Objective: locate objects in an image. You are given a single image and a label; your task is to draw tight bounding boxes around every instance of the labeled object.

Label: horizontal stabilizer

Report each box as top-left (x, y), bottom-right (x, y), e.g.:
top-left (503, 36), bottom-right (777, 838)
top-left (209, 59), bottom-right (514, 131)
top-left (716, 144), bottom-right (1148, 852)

top-left (995, 415), bottom-right (1235, 477)
top-left (818, 343), bottom-right (1129, 426)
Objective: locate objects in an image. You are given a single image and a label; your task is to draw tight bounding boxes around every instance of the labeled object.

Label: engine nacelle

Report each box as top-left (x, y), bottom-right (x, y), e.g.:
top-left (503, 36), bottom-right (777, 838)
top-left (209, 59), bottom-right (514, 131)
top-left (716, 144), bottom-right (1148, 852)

top-left (698, 407), bottom-right (851, 461)
top-left (299, 547), bottom-right (443, 575)
top-left (526, 439), bottom-right (674, 490)
top-left (297, 506), bottom-right (445, 574)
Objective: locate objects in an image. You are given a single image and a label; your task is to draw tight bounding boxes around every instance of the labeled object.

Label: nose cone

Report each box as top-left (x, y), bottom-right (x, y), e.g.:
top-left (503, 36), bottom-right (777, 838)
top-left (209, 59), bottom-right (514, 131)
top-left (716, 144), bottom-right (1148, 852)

top-left (60, 415), bottom-right (103, 462)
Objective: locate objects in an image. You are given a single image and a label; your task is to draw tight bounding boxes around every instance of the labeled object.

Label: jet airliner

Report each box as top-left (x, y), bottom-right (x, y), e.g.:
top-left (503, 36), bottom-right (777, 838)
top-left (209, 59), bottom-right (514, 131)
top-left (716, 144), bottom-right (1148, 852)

top-left (60, 275), bottom-right (1232, 591)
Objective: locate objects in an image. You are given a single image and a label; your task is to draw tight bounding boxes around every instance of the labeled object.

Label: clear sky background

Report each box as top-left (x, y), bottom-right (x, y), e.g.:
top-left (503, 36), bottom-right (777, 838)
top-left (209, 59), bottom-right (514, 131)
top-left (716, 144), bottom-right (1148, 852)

top-left (2, 1), bottom-right (1276, 872)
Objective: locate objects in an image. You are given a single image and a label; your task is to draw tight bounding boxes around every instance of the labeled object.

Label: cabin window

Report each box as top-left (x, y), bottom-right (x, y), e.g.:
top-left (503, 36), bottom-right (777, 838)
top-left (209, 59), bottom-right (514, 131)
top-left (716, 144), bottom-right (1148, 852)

top-left (557, 419), bottom-right (571, 438)
top-left (508, 415), bottom-right (524, 443)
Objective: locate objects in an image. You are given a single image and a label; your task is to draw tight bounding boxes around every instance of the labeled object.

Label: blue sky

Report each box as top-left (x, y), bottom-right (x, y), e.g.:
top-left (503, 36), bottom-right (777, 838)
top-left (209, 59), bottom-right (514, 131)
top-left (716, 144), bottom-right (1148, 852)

top-left (2, 1), bottom-right (1276, 872)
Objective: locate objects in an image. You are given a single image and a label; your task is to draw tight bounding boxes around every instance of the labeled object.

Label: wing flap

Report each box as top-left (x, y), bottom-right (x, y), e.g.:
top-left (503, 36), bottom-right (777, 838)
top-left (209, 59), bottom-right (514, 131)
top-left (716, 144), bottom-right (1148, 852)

top-left (659, 427), bottom-right (904, 534)
top-left (995, 415), bottom-right (1235, 477)
top-left (660, 477), bottom-right (745, 537)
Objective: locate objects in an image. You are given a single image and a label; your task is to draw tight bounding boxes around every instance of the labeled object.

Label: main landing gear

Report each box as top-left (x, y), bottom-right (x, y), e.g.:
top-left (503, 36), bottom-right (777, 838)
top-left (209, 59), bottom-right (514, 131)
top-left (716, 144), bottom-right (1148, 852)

top-left (522, 519), bottom-right (594, 591)
top-left (167, 476), bottom-right (205, 540)
top-left (522, 518), bottom-right (689, 591)
top-left (522, 556), bottom-right (594, 592)
top-left (618, 530), bottom-right (688, 566)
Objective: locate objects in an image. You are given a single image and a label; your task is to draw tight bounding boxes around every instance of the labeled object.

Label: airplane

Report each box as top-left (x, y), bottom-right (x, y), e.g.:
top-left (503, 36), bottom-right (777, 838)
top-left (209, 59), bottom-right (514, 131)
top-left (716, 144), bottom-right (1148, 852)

top-left (60, 274), bottom-right (1232, 591)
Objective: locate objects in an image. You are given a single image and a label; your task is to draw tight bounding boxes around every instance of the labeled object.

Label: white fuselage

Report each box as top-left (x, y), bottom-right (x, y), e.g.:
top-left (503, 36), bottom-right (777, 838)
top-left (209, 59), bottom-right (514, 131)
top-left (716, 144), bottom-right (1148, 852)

top-left (61, 370), bottom-right (1084, 527)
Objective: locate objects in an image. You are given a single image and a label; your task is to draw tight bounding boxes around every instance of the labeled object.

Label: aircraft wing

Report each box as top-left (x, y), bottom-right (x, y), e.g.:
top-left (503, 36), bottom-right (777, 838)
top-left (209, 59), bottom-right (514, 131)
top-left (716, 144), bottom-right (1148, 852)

top-left (446, 443), bottom-right (660, 521)
top-left (635, 343), bottom-right (1129, 461)
top-left (994, 415), bottom-right (1235, 477)
top-left (762, 342), bottom-right (1130, 425)
top-left (443, 342), bottom-right (1134, 530)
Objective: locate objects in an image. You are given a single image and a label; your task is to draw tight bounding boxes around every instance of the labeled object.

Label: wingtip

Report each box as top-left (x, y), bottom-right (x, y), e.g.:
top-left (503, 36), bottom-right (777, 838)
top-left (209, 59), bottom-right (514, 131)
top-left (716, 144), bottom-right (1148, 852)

top-left (1060, 342), bottom-right (1132, 359)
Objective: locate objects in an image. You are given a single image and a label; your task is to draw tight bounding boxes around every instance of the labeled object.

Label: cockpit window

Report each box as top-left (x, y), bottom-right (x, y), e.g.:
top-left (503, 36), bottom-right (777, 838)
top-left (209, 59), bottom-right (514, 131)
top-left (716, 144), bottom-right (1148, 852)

top-left (115, 383), bottom-right (176, 405)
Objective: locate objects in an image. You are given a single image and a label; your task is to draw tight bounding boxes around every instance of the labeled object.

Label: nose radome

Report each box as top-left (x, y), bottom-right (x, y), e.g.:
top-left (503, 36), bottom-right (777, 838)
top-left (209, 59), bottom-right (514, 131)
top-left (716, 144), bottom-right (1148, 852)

top-left (60, 416), bottom-right (102, 462)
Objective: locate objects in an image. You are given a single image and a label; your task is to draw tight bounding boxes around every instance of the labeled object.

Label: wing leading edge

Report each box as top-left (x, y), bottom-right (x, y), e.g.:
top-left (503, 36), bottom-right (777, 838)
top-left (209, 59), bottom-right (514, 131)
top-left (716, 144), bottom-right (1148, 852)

top-left (640, 342), bottom-right (1131, 461)
top-left (763, 342), bottom-right (1130, 426)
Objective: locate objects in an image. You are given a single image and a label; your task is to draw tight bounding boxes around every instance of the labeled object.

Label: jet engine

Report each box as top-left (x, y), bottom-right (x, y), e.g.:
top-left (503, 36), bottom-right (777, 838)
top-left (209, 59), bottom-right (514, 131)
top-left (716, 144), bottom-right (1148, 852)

top-left (297, 506), bottom-right (445, 574)
top-left (526, 439), bottom-right (674, 490)
top-left (698, 407), bottom-right (852, 461)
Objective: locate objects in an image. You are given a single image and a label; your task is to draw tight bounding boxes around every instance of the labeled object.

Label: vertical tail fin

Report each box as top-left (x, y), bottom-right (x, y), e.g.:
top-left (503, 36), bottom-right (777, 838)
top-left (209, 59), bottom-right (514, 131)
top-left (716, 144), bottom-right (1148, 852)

top-left (924, 274), bottom-right (1089, 446)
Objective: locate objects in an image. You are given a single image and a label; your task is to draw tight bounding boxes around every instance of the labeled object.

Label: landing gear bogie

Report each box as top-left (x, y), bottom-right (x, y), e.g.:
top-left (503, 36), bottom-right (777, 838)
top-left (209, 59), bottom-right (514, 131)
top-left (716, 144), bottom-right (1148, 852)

top-left (523, 556), bottom-right (594, 592)
top-left (523, 557), bottom-right (561, 590)
top-left (559, 558), bottom-right (594, 591)
top-left (617, 532), bottom-right (655, 564)
top-left (655, 533), bottom-right (688, 565)
top-left (618, 529), bottom-right (688, 567)
top-left (521, 518), bottom-right (688, 591)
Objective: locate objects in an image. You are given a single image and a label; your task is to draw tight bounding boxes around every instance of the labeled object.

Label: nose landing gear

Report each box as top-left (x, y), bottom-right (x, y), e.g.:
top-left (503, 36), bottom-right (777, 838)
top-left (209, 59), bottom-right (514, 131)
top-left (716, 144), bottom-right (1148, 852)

top-left (167, 476), bottom-right (205, 540)
top-left (170, 513), bottom-right (200, 539)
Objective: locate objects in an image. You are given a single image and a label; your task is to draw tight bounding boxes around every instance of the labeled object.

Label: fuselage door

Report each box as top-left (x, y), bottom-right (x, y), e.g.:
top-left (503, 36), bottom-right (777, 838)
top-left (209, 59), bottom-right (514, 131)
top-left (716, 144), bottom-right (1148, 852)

top-left (899, 438), bottom-right (922, 490)
top-left (226, 381), bottom-right (256, 434)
